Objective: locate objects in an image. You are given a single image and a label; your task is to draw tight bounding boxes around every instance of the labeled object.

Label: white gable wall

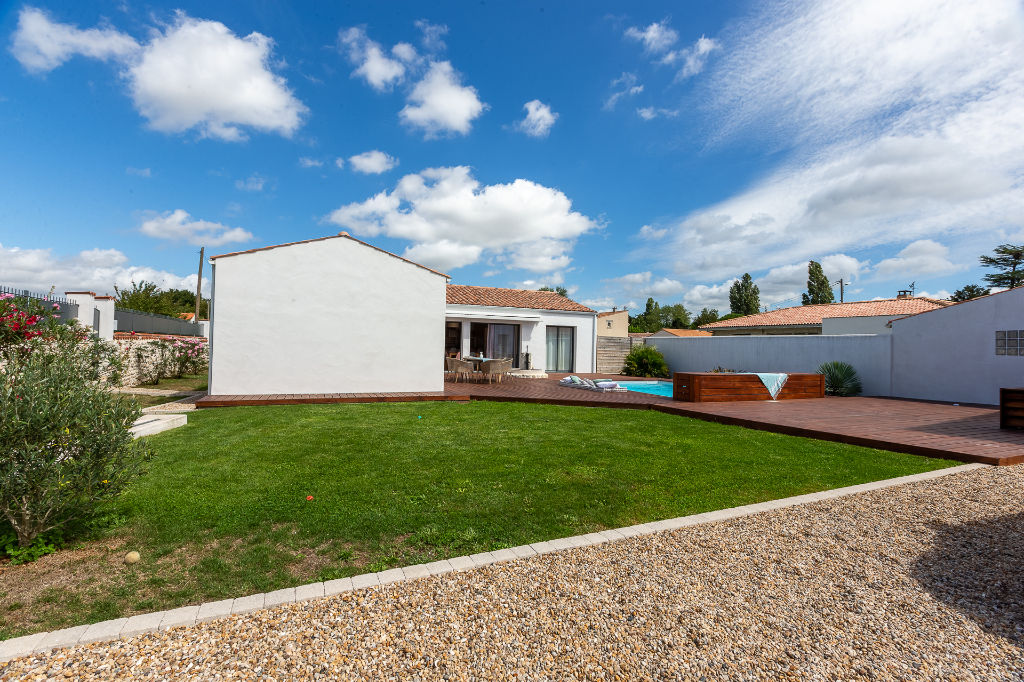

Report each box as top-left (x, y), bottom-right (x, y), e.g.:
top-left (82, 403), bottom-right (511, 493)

top-left (891, 288), bottom-right (1024, 405)
top-left (209, 237), bottom-right (446, 394)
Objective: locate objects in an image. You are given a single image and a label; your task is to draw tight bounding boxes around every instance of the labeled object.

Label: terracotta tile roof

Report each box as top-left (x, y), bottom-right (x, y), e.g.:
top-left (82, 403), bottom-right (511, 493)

top-left (656, 328), bottom-right (712, 337)
top-left (446, 285), bottom-right (596, 313)
top-left (597, 310), bottom-right (627, 318)
top-left (210, 232), bottom-right (449, 278)
top-left (628, 332), bottom-right (653, 338)
top-left (700, 298), bottom-right (952, 329)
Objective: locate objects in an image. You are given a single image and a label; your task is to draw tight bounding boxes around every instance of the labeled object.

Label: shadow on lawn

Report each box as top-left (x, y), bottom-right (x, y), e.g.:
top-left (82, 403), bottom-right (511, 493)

top-left (912, 512), bottom-right (1024, 648)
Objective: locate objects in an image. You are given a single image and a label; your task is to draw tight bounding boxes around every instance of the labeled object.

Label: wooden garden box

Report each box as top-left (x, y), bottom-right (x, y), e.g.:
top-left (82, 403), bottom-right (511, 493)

top-left (1000, 388), bottom-right (1024, 430)
top-left (672, 372), bottom-right (825, 402)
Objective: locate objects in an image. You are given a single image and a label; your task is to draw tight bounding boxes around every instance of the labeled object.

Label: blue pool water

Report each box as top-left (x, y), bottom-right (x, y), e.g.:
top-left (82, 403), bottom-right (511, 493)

top-left (618, 380), bottom-right (673, 398)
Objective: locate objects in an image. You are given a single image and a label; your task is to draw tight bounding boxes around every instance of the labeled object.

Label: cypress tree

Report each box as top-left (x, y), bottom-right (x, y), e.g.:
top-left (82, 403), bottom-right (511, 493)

top-left (801, 260), bottom-right (835, 305)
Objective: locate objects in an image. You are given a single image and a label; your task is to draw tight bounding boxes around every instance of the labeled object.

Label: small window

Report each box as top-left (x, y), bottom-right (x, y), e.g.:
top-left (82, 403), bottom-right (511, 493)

top-left (606, 320), bottom-right (613, 328)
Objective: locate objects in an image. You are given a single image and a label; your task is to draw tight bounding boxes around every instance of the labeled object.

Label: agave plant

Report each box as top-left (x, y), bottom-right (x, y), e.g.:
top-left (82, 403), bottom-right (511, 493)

top-left (817, 361), bottom-right (863, 397)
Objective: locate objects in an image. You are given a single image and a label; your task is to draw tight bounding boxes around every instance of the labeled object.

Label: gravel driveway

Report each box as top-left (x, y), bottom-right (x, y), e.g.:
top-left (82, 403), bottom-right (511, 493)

top-left (2, 466), bottom-right (1022, 680)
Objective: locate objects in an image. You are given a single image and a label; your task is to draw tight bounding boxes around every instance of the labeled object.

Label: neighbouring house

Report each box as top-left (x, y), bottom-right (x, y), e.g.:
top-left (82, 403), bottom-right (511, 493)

top-left (699, 296), bottom-right (952, 335)
top-left (650, 328), bottom-right (712, 338)
top-left (596, 309), bottom-right (629, 337)
top-left (445, 285), bottom-right (597, 374)
top-left (890, 286), bottom-right (1024, 404)
top-left (208, 232), bottom-right (449, 395)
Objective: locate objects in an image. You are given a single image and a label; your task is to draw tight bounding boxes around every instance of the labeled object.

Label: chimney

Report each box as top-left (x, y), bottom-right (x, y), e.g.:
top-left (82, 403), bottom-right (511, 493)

top-left (612, 306), bottom-right (617, 312)
top-left (896, 289), bottom-right (913, 299)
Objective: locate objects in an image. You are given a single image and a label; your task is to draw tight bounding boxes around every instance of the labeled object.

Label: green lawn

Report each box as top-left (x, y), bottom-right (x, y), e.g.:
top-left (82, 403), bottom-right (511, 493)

top-left (0, 401), bottom-right (953, 638)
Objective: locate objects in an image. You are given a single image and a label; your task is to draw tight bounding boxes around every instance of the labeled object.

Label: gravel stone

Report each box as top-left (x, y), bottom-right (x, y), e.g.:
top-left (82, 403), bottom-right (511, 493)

top-left (3, 466), bottom-right (1023, 680)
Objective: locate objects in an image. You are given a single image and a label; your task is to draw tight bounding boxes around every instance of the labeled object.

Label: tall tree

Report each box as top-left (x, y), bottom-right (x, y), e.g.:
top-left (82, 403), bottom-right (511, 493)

top-left (691, 307), bottom-right (719, 328)
top-left (950, 284), bottom-right (990, 302)
top-left (980, 244), bottom-right (1024, 289)
top-left (660, 303), bottom-right (691, 329)
top-left (801, 260), bottom-right (835, 305)
top-left (729, 273), bottom-right (760, 316)
top-left (537, 285), bottom-right (568, 297)
top-left (114, 280), bottom-right (171, 315)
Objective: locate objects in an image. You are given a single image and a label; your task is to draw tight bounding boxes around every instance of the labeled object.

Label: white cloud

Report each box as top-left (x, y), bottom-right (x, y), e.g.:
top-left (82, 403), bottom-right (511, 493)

top-left (128, 14), bottom-right (306, 141)
top-left (604, 271), bottom-right (685, 299)
top-left (638, 224), bottom-right (669, 240)
top-left (298, 157), bottom-right (323, 168)
top-left (338, 27), bottom-right (406, 91)
top-left (415, 19), bottom-right (448, 52)
top-left (10, 7), bottom-right (139, 73)
top-left (400, 61), bottom-right (486, 137)
top-left (126, 166), bottom-right (151, 177)
top-left (516, 100), bottom-right (558, 137)
top-left (334, 157), bottom-right (345, 169)
top-left (348, 150), bottom-right (398, 174)
top-left (661, 35), bottom-right (721, 80)
top-left (603, 72), bottom-right (643, 111)
top-left (641, 0), bottom-right (1024, 290)
top-left (911, 289), bottom-right (951, 300)
top-left (326, 166), bottom-right (597, 272)
top-left (403, 240), bottom-right (482, 272)
top-left (873, 239), bottom-right (963, 280)
top-left (820, 253), bottom-right (867, 283)
top-left (391, 42), bottom-right (419, 63)
top-left (13, 9), bottom-right (307, 141)
top-left (624, 20), bottom-right (678, 54)
top-left (683, 280), bottom-right (736, 311)
top-left (0, 242), bottom-right (208, 296)
top-left (234, 174), bottom-right (266, 192)
top-left (636, 106), bottom-right (679, 121)
top-left (138, 209), bottom-right (254, 246)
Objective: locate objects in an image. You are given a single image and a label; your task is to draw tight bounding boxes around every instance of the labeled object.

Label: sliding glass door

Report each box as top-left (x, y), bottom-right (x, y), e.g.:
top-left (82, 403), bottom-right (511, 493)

top-left (489, 324), bottom-right (518, 364)
top-left (546, 326), bottom-right (574, 372)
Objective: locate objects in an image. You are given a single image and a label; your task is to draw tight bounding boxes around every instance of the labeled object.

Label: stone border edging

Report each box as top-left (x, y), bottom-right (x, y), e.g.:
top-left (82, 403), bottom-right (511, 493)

top-left (0, 462), bottom-right (986, 663)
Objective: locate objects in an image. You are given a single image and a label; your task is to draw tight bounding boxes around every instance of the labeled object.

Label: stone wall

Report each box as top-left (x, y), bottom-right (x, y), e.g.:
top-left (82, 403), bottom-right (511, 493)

top-left (112, 335), bottom-right (208, 387)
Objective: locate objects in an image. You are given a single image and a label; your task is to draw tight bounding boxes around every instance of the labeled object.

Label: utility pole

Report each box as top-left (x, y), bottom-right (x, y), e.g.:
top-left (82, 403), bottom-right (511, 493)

top-left (836, 278), bottom-right (845, 302)
top-left (195, 247), bottom-right (204, 323)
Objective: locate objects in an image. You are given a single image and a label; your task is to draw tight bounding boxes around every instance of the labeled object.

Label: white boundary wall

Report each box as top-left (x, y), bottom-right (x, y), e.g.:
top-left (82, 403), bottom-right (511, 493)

top-left (209, 236), bottom-right (447, 394)
top-left (650, 287), bottom-right (1024, 405)
top-left (891, 287), bottom-right (1024, 405)
top-left (649, 335), bottom-right (894, 396)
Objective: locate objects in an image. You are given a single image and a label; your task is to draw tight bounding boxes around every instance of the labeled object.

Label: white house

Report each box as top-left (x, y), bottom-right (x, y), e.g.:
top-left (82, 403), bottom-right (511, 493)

top-left (445, 285), bottom-right (597, 374)
top-left (208, 232), bottom-right (449, 395)
top-left (891, 286), bottom-right (1024, 405)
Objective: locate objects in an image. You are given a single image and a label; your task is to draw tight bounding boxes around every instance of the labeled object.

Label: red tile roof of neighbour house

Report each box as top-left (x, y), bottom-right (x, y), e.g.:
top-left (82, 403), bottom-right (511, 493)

top-left (597, 309), bottom-right (627, 317)
top-left (446, 285), bottom-right (596, 313)
top-left (657, 328), bottom-right (712, 337)
top-left (628, 332), bottom-right (653, 338)
top-left (210, 232), bottom-right (449, 279)
top-left (700, 297), bottom-right (952, 329)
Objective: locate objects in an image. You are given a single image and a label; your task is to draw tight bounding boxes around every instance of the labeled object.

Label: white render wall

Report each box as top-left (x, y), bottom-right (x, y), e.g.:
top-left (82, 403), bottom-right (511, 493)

top-left (891, 288), bottom-right (1024, 405)
top-left (209, 237), bottom-right (447, 394)
top-left (821, 315), bottom-right (898, 335)
top-left (444, 304), bottom-right (596, 373)
top-left (648, 335), bottom-right (894, 396)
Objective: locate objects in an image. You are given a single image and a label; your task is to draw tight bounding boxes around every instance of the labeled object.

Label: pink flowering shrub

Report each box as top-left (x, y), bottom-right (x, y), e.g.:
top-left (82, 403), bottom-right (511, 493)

top-left (0, 293), bottom-right (58, 352)
top-left (168, 337), bottom-right (208, 378)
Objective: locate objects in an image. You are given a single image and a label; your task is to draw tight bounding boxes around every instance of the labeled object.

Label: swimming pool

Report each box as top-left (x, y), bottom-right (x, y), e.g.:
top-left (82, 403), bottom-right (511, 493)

top-left (618, 380), bottom-right (673, 398)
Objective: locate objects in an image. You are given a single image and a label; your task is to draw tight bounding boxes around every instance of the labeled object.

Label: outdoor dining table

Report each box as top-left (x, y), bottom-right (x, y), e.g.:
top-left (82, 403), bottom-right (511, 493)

top-left (463, 355), bottom-right (494, 370)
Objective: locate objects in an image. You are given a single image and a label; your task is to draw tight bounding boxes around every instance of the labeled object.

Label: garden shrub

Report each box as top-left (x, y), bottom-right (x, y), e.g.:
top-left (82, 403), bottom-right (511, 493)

top-left (623, 345), bottom-right (670, 378)
top-left (817, 360), bottom-right (863, 396)
top-left (168, 337), bottom-right (208, 377)
top-left (0, 323), bottom-right (150, 549)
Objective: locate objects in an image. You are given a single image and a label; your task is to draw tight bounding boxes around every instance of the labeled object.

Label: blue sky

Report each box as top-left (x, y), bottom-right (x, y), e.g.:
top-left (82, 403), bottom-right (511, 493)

top-left (2, 0), bottom-right (1022, 313)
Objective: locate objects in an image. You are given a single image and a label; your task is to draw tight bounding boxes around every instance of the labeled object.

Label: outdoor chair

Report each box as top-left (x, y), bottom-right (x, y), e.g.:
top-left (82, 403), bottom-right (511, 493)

top-left (481, 359), bottom-right (513, 384)
top-left (450, 358), bottom-right (476, 382)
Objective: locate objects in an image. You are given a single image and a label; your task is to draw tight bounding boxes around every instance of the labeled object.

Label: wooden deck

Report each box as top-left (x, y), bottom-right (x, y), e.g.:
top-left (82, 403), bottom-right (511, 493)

top-left (195, 376), bottom-right (1024, 466)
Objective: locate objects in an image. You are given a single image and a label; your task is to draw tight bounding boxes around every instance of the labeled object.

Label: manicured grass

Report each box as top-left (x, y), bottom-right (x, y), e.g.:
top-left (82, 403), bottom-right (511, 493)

top-left (0, 401), bottom-right (954, 638)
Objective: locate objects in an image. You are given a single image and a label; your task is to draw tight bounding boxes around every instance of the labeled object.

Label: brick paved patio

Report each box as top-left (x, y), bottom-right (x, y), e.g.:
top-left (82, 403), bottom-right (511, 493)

top-left (196, 375), bottom-right (1024, 465)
